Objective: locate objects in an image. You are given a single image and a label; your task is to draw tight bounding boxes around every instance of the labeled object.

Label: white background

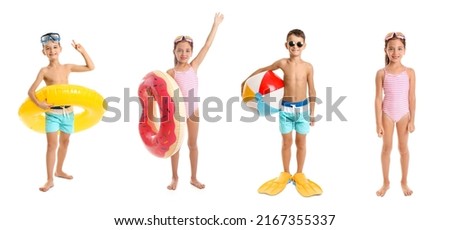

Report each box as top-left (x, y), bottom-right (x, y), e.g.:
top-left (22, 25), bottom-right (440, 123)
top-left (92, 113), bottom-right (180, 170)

top-left (1, 0), bottom-right (449, 229)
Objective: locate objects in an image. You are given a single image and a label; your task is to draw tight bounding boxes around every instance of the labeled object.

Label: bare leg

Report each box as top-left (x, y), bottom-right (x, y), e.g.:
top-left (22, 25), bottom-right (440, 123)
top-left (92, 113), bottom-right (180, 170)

top-left (145, 92), bottom-right (178, 190)
top-left (281, 132), bottom-right (293, 173)
top-left (40, 132), bottom-right (58, 192)
top-left (188, 110), bottom-right (204, 189)
top-left (396, 114), bottom-right (413, 196)
top-left (55, 132), bottom-right (73, 179)
top-left (376, 114), bottom-right (395, 197)
top-left (167, 151), bottom-right (179, 190)
top-left (295, 133), bottom-right (307, 173)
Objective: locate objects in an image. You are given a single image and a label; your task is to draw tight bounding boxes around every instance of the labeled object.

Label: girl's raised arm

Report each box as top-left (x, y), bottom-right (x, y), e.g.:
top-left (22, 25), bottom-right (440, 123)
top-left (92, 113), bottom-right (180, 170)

top-left (191, 12), bottom-right (224, 70)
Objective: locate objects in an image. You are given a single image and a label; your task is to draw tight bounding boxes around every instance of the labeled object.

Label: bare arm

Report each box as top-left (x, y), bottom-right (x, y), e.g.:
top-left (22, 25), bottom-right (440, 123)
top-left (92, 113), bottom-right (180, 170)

top-left (375, 69), bottom-right (384, 137)
top-left (167, 69), bottom-right (175, 78)
top-left (306, 64), bottom-right (316, 126)
top-left (249, 62), bottom-right (281, 77)
top-left (68, 40), bottom-right (95, 72)
top-left (27, 68), bottom-right (51, 110)
top-left (241, 60), bottom-right (283, 94)
top-left (407, 68), bottom-right (416, 132)
top-left (190, 12), bottom-right (224, 71)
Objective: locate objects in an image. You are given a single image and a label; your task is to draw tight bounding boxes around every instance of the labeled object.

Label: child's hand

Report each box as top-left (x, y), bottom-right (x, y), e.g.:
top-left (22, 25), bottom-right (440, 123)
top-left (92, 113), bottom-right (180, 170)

top-left (408, 121), bottom-right (415, 133)
top-left (214, 12), bottom-right (224, 26)
top-left (377, 126), bottom-right (384, 137)
top-left (38, 101), bottom-right (51, 110)
top-left (72, 40), bottom-right (86, 53)
top-left (310, 115), bottom-right (315, 126)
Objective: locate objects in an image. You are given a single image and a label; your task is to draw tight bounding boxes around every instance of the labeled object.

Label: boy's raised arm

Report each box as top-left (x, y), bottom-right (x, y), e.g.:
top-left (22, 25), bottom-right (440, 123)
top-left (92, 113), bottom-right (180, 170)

top-left (69, 40), bottom-right (95, 72)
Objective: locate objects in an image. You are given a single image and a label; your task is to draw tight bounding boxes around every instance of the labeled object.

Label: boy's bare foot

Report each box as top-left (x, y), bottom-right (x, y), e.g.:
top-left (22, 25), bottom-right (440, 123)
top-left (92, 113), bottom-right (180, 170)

top-left (376, 184), bottom-right (390, 197)
top-left (190, 179), bottom-right (205, 189)
top-left (39, 181), bottom-right (54, 192)
top-left (55, 171), bottom-right (73, 180)
top-left (167, 178), bottom-right (178, 190)
top-left (401, 183), bottom-right (413, 196)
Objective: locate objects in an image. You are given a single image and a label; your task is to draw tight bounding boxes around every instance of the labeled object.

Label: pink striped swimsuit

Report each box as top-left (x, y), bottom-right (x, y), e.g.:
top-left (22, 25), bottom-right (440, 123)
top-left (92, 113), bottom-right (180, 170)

top-left (382, 68), bottom-right (410, 122)
top-left (174, 67), bottom-right (199, 118)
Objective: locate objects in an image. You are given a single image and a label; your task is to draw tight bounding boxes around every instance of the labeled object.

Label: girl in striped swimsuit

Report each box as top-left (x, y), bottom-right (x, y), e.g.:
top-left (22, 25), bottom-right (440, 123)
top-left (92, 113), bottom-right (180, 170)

top-left (166, 12), bottom-right (224, 190)
top-left (375, 32), bottom-right (416, 197)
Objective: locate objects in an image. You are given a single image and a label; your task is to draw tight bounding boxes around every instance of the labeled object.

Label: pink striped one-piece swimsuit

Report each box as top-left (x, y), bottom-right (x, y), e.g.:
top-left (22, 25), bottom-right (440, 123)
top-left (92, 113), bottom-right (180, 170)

top-left (382, 68), bottom-right (410, 122)
top-left (174, 67), bottom-right (199, 118)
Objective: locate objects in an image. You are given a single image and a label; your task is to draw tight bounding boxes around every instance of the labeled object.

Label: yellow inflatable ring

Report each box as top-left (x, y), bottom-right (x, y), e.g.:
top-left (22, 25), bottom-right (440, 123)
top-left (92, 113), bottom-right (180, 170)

top-left (18, 84), bottom-right (105, 133)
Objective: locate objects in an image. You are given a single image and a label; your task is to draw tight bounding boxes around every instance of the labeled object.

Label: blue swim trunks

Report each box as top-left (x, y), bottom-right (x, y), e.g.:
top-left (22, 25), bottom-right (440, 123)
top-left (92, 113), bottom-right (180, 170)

top-left (279, 99), bottom-right (310, 134)
top-left (45, 112), bottom-right (75, 134)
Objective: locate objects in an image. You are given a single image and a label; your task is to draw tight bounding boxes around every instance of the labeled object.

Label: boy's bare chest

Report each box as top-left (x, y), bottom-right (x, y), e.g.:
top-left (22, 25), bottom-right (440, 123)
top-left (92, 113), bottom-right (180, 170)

top-left (283, 64), bottom-right (308, 79)
top-left (44, 67), bottom-right (70, 84)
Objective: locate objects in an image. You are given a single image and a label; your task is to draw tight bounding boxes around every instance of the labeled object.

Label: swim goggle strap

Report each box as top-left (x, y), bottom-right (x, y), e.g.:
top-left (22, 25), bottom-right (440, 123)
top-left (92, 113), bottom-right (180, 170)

top-left (41, 33), bottom-right (61, 45)
top-left (385, 32), bottom-right (405, 40)
top-left (174, 35), bottom-right (193, 44)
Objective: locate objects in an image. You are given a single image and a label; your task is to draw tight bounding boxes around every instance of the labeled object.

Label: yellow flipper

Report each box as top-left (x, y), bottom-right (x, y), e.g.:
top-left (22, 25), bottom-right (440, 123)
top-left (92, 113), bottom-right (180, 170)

top-left (292, 173), bottom-right (323, 197)
top-left (258, 172), bottom-right (292, 196)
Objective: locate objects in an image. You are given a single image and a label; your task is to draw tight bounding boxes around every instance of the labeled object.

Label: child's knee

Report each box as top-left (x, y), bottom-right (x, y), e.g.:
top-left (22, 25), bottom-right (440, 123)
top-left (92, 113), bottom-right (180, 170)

top-left (398, 145), bottom-right (409, 155)
top-left (47, 142), bottom-right (58, 151)
top-left (59, 137), bottom-right (70, 147)
top-left (282, 139), bottom-right (293, 148)
top-left (187, 141), bottom-right (198, 151)
top-left (295, 142), bottom-right (306, 152)
top-left (382, 143), bottom-right (393, 154)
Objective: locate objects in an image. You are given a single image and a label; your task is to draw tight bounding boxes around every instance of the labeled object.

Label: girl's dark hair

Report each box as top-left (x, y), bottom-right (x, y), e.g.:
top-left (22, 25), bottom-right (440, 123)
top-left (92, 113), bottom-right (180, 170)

top-left (173, 38), bottom-right (194, 66)
top-left (385, 34), bottom-right (406, 65)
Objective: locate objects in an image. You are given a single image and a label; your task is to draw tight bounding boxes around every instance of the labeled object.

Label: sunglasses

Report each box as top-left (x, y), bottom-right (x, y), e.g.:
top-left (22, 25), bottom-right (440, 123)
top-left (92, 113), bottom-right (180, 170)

top-left (174, 35), bottom-right (193, 44)
top-left (41, 33), bottom-right (61, 45)
top-left (288, 41), bottom-right (304, 48)
top-left (385, 32), bottom-right (405, 40)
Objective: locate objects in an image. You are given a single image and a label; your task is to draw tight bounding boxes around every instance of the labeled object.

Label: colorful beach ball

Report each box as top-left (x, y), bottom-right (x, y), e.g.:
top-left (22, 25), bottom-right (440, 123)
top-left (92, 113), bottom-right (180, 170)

top-left (242, 70), bottom-right (284, 116)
